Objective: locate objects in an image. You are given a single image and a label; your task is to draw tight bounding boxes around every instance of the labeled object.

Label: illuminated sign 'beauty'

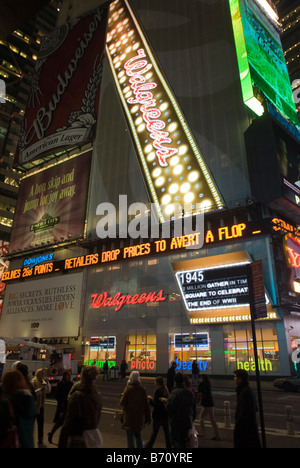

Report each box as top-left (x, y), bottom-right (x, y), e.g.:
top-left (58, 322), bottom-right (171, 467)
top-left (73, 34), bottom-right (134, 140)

top-left (106, 0), bottom-right (223, 221)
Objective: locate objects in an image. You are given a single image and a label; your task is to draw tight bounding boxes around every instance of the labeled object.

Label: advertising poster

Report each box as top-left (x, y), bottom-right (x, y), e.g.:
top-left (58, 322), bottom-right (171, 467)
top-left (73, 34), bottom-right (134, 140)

top-left (0, 272), bottom-right (83, 338)
top-left (9, 151), bottom-right (91, 251)
top-left (14, 5), bottom-right (109, 165)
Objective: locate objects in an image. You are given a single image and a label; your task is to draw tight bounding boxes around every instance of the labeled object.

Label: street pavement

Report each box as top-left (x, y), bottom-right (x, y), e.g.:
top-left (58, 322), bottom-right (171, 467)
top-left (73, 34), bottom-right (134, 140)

top-left (37, 377), bottom-right (300, 450)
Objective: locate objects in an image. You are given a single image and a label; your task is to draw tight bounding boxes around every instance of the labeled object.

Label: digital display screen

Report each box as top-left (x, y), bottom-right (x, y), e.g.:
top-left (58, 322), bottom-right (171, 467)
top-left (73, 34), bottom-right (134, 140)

top-left (90, 336), bottom-right (116, 349)
top-left (229, 0), bottom-right (298, 126)
top-left (175, 263), bottom-right (250, 312)
top-left (174, 333), bottom-right (209, 351)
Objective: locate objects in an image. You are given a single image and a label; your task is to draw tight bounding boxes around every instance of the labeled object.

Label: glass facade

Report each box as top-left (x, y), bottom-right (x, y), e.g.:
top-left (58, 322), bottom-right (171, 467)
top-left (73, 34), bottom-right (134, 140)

top-left (83, 336), bottom-right (117, 370)
top-left (224, 324), bottom-right (280, 375)
top-left (169, 332), bottom-right (212, 374)
top-left (125, 333), bottom-right (157, 373)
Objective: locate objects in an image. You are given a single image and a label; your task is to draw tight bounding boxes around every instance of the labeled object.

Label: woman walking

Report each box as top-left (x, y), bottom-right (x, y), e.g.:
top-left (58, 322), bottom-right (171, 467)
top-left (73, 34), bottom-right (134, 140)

top-left (198, 375), bottom-right (220, 440)
top-left (145, 377), bottom-right (171, 448)
top-left (120, 371), bottom-right (151, 448)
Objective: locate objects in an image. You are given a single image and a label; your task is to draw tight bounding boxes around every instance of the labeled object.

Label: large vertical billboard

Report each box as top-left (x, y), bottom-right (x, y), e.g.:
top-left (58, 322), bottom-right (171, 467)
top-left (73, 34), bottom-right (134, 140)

top-left (229, 0), bottom-right (299, 126)
top-left (106, 0), bottom-right (223, 222)
top-left (9, 151), bottom-right (91, 251)
top-left (14, 5), bottom-right (109, 166)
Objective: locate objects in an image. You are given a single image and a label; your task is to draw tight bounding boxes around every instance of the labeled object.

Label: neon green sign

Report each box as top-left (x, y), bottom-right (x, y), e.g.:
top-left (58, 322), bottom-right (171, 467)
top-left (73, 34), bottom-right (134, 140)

top-left (229, 0), bottom-right (299, 126)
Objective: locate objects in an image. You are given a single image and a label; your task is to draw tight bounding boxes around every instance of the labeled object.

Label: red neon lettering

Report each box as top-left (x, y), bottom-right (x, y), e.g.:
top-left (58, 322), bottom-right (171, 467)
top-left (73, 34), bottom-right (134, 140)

top-left (287, 247), bottom-right (300, 268)
top-left (90, 290), bottom-right (166, 311)
top-left (130, 360), bottom-right (156, 370)
top-left (123, 48), bottom-right (178, 167)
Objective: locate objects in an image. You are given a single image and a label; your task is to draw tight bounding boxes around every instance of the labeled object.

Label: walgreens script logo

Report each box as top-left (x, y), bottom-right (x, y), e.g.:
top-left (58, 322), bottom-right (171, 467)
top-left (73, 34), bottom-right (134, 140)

top-left (91, 290), bottom-right (166, 311)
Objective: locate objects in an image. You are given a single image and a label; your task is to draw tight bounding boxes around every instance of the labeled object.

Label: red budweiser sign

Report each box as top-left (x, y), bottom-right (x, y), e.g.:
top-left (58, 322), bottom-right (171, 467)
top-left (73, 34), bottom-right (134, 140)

top-left (14, 6), bottom-right (109, 165)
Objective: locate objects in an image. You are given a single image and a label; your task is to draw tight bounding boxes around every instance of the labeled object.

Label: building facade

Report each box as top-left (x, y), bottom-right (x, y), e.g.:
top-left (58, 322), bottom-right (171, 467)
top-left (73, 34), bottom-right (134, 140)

top-left (1, 0), bottom-right (300, 379)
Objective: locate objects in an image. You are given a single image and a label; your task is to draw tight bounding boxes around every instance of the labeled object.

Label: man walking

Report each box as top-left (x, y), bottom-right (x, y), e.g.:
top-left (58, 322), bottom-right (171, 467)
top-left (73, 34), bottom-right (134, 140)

top-left (166, 372), bottom-right (196, 448)
top-left (233, 369), bottom-right (261, 448)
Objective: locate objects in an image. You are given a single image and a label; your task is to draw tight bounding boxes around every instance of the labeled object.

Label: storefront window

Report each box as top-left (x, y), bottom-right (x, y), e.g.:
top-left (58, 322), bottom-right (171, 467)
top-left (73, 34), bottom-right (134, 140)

top-left (169, 332), bottom-right (212, 374)
top-left (83, 336), bottom-right (117, 370)
top-left (224, 325), bottom-right (280, 375)
top-left (126, 334), bottom-right (157, 373)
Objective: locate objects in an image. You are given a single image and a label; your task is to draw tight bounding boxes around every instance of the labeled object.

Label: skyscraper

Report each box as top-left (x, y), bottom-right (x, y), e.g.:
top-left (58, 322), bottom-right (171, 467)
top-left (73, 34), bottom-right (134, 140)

top-left (0, 1), bottom-right (59, 244)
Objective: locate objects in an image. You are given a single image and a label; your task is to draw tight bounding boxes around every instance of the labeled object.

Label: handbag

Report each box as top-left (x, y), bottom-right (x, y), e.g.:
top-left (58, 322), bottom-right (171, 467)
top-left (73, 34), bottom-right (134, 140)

top-left (187, 423), bottom-right (198, 448)
top-left (0, 400), bottom-right (20, 449)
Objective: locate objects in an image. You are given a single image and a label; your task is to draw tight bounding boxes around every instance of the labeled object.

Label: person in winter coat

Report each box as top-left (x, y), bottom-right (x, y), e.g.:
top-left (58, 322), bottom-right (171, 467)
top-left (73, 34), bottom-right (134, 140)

top-left (120, 371), bottom-right (151, 448)
top-left (233, 369), bottom-right (261, 448)
top-left (166, 362), bottom-right (176, 393)
top-left (145, 377), bottom-right (171, 448)
top-left (32, 368), bottom-right (51, 448)
top-left (198, 375), bottom-right (220, 440)
top-left (48, 370), bottom-right (73, 444)
top-left (166, 372), bottom-right (196, 448)
top-left (120, 360), bottom-right (128, 381)
top-left (192, 360), bottom-right (200, 384)
top-left (0, 369), bottom-right (35, 448)
top-left (58, 365), bottom-right (103, 448)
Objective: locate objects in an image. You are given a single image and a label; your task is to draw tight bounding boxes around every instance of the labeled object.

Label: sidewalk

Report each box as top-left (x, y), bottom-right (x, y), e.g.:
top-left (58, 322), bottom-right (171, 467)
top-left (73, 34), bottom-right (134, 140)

top-left (40, 375), bottom-right (299, 449)
top-left (41, 403), bottom-right (300, 449)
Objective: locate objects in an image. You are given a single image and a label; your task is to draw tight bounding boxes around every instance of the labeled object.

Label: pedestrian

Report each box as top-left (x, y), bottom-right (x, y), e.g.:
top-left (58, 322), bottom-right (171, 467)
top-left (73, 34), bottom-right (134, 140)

top-left (166, 361), bottom-right (176, 393)
top-left (48, 370), bottom-right (73, 444)
top-left (120, 359), bottom-right (128, 381)
top-left (0, 369), bottom-right (35, 448)
top-left (103, 360), bottom-right (109, 381)
top-left (119, 370), bottom-right (151, 448)
top-left (32, 368), bottom-right (51, 448)
top-left (166, 372), bottom-right (196, 448)
top-left (184, 374), bottom-right (200, 404)
top-left (58, 365), bottom-right (103, 448)
top-left (11, 361), bottom-right (36, 399)
top-left (233, 369), bottom-right (261, 448)
top-left (192, 360), bottom-right (200, 384)
top-left (198, 375), bottom-right (220, 440)
top-left (145, 377), bottom-right (171, 449)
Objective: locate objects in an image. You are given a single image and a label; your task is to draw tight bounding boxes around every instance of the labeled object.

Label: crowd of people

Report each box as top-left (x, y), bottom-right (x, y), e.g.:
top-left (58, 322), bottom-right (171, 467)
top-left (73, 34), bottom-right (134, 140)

top-left (0, 359), bottom-right (261, 449)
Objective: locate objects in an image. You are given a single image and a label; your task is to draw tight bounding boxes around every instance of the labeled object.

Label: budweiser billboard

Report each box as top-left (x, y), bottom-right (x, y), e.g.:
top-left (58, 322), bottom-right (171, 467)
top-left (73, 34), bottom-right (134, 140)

top-left (14, 5), bottom-right (109, 165)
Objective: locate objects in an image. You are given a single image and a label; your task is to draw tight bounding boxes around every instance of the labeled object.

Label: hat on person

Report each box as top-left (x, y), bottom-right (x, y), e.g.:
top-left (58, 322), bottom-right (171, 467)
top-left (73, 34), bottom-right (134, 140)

top-left (128, 370), bottom-right (140, 384)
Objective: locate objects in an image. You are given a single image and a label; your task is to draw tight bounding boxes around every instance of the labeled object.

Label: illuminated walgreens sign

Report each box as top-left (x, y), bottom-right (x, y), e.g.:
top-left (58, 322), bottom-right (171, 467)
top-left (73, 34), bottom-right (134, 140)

top-left (106, 0), bottom-right (223, 221)
top-left (91, 290), bottom-right (166, 311)
top-left (124, 49), bottom-right (178, 168)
